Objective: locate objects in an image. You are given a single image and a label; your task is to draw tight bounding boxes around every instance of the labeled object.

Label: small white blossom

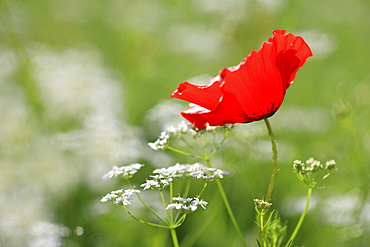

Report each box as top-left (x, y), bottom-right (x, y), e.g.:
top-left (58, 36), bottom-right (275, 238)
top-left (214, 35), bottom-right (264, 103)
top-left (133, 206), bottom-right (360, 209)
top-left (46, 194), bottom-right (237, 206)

top-left (102, 163), bottom-right (144, 179)
top-left (166, 121), bottom-right (192, 137)
top-left (148, 131), bottom-right (170, 150)
top-left (160, 178), bottom-right (173, 187)
top-left (325, 160), bottom-right (336, 170)
top-left (166, 203), bottom-right (183, 210)
top-left (140, 180), bottom-right (161, 190)
top-left (205, 126), bottom-right (217, 131)
top-left (224, 124), bottom-right (235, 130)
top-left (293, 158), bottom-right (336, 187)
top-left (254, 199), bottom-right (272, 209)
top-left (189, 128), bottom-right (199, 137)
top-left (166, 196), bottom-right (208, 212)
top-left (152, 163), bottom-right (229, 181)
top-left (153, 163), bottom-right (187, 178)
top-left (213, 169), bottom-right (229, 179)
top-left (189, 124), bottom-right (234, 137)
top-left (191, 197), bottom-right (208, 209)
top-left (187, 163), bottom-right (229, 181)
top-left (101, 188), bottom-right (140, 205)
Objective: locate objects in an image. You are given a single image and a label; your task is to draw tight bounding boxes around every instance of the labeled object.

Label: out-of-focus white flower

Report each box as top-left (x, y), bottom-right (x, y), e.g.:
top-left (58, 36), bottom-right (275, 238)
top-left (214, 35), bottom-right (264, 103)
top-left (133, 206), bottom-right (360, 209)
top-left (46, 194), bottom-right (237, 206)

top-left (166, 121), bottom-right (192, 137)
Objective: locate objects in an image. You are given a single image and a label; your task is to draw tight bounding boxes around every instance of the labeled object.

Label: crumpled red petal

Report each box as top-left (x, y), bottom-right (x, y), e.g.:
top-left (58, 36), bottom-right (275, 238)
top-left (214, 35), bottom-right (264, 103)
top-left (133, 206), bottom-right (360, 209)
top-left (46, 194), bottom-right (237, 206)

top-left (220, 30), bottom-right (312, 119)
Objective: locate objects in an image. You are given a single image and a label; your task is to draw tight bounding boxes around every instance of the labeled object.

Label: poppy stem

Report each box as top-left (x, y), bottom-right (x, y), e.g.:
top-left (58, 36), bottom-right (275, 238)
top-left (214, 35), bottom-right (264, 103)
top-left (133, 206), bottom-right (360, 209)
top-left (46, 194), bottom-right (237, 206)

top-left (263, 118), bottom-right (279, 203)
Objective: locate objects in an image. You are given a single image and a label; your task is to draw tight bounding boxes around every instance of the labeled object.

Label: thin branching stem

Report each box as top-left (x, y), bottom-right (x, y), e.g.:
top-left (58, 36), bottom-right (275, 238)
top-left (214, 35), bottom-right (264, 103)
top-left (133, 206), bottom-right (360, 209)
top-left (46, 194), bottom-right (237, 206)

top-left (285, 187), bottom-right (312, 247)
top-left (209, 129), bottom-right (230, 159)
top-left (123, 206), bottom-right (169, 229)
top-left (167, 146), bottom-right (205, 160)
top-left (127, 180), bottom-right (168, 225)
top-left (206, 159), bottom-right (248, 247)
top-left (181, 136), bottom-right (203, 156)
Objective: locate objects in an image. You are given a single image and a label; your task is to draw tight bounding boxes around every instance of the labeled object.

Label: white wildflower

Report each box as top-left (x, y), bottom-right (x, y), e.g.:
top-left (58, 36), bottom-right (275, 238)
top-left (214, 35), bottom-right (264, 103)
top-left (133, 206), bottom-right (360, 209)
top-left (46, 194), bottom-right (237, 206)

top-left (102, 163), bottom-right (144, 179)
top-left (148, 131), bottom-right (170, 150)
top-left (166, 121), bottom-right (192, 137)
top-left (140, 180), bottom-right (161, 190)
top-left (101, 188), bottom-right (140, 205)
top-left (254, 198), bottom-right (272, 209)
top-left (325, 160), bottom-right (336, 170)
top-left (166, 196), bottom-right (208, 212)
top-left (293, 158), bottom-right (336, 187)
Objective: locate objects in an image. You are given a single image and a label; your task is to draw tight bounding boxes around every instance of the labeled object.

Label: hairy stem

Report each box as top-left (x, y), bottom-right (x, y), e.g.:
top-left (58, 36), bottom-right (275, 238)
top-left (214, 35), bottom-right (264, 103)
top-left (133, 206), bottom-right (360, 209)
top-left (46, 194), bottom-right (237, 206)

top-left (258, 118), bottom-right (279, 244)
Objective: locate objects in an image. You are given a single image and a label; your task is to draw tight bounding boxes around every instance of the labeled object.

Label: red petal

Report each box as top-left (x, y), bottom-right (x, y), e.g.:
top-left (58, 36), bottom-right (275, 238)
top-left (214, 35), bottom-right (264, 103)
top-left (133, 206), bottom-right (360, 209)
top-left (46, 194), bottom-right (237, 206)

top-left (181, 91), bottom-right (248, 129)
top-left (220, 30), bottom-right (312, 119)
top-left (170, 81), bottom-right (223, 111)
top-left (271, 30), bottom-right (313, 87)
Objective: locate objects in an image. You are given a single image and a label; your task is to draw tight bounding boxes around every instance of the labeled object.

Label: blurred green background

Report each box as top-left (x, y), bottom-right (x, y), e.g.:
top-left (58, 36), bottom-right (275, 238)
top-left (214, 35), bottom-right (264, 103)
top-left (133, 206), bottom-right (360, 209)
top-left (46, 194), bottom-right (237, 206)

top-left (1, 0), bottom-right (369, 246)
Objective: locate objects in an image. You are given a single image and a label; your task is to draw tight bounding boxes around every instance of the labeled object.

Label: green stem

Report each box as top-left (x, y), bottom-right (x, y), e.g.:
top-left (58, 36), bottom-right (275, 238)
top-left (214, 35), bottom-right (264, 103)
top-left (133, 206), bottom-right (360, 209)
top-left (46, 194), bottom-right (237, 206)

top-left (198, 182), bottom-right (208, 198)
top-left (214, 178), bottom-right (248, 247)
top-left (285, 187), bottom-right (313, 247)
top-left (169, 182), bottom-right (174, 223)
top-left (259, 213), bottom-right (264, 241)
top-left (263, 118), bottom-right (279, 203)
top-left (183, 178), bottom-right (191, 198)
top-left (208, 129), bottom-right (229, 159)
top-left (123, 206), bottom-right (169, 229)
top-left (174, 214), bottom-right (187, 228)
top-left (180, 136), bottom-right (203, 156)
top-left (167, 146), bottom-right (205, 160)
top-left (160, 190), bottom-right (172, 222)
top-left (170, 228), bottom-right (180, 247)
top-left (127, 180), bottom-right (168, 225)
top-left (205, 149), bottom-right (248, 247)
top-left (201, 134), bottom-right (209, 156)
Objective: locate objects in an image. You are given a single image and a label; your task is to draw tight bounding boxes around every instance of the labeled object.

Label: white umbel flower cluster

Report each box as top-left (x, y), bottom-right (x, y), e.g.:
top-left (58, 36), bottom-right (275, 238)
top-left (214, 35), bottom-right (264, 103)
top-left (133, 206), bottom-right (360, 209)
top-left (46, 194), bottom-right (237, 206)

top-left (102, 163), bottom-right (144, 179)
top-left (254, 198), bottom-right (272, 209)
top-left (148, 122), bottom-right (235, 150)
top-left (140, 163), bottom-right (229, 191)
top-left (101, 188), bottom-right (140, 205)
top-left (293, 158), bottom-right (336, 175)
top-left (140, 175), bottom-right (174, 190)
top-left (153, 163), bottom-right (229, 181)
top-left (293, 158), bottom-right (336, 187)
top-left (166, 196), bottom-right (208, 212)
top-left (148, 131), bottom-right (170, 150)
top-left (166, 121), bottom-right (192, 137)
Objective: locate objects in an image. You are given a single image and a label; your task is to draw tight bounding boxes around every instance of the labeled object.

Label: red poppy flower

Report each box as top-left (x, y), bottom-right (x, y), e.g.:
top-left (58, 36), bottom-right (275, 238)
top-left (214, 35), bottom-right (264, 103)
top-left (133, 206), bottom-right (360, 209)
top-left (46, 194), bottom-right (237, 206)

top-left (170, 30), bottom-right (313, 129)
